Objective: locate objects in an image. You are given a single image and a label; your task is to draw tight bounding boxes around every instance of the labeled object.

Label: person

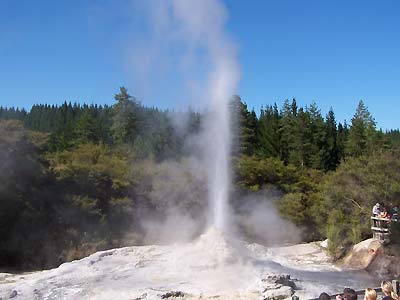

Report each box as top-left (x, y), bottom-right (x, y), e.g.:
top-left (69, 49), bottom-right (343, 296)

top-left (373, 203), bottom-right (382, 216)
top-left (381, 281), bottom-right (399, 300)
top-left (319, 292), bottom-right (331, 300)
top-left (336, 288), bottom-right (357, 300)
top-left (364, 288), bottom-right (377, 300)
top-left (380, 206), bottom-right (389, 219)
top-left (393, 205), bottom-right (399, 221)
top-left (387, 203), bottom-right (399, 220)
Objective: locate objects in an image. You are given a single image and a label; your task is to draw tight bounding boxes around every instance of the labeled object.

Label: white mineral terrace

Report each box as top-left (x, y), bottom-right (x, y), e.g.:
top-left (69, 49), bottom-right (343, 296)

top-left (0, 228), bottom-right (377, 300)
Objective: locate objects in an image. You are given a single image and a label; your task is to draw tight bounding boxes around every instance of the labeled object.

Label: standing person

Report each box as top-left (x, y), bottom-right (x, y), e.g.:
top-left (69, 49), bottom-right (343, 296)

top-left (336, 288), bottom-right (357, 300)
top-left (380, 205), bottom-right (389, 219)
top-left (381, 281), bottom-right (399, 300)
top-left (319, 293), bottom-right (331, 300)
top-left (364, 288), bottom-right (377, 300)
top-left (393, 205), bottom-right (399, 221)
top-left (373, 203), bottom-right (382, 216)
top-left (387, 202), bottom-right (399, 220)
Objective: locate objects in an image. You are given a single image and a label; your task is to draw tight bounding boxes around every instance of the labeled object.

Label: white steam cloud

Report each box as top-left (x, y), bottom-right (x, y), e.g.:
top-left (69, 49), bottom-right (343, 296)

top-left (234, 191), bottom-right (302, 246)
top-left (128, 1), bottom-right (302, 247)
top-left (131, 0), bottom-right (240, 233)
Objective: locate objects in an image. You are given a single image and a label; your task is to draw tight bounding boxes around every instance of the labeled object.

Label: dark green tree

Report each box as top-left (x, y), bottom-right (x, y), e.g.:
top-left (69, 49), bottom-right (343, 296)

top-left (74, 109), bottom-right (102, 144)
top-left (111, 87), bottom-right (140, 144)
top-left (257, 103), bottom-right (280, 158)
top-left (279, 98), bottom-right (299, 164)
top-left (322, 108), bottom-right (339, 171)
top-left (307, 103), bottom-right (326, 169)
top-left (346, 100), bottom-right (376, 157)
top-left (336, 121), bottom-right (348, 163)
top-left (229, 95), bottom-right (257, 156)
top-left (295, 107), bottom-right (312, 168)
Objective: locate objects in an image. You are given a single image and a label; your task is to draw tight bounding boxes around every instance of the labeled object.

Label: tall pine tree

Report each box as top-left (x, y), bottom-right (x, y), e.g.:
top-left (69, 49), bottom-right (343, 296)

top-left (111, 87), bottom-right (141, 144)
top-left (257, 103), bottom-right (280, 158)
top-left (346, 100), bottom-right (376, 157)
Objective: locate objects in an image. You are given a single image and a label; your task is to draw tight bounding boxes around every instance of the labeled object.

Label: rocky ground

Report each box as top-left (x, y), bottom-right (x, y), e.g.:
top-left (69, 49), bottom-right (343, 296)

top-left (341, 238), bottom-right (400, 278)
top-left (0, 229), bottom-right (378, 300)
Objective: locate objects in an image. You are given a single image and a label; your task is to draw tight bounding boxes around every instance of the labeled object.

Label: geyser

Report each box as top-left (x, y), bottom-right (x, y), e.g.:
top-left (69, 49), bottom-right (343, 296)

top-left (169, 0), bottom-right (240, 232)
top-left (206, 52), bottom-right (240, 232)
top-left (130, 0), bottom-right (239, 233)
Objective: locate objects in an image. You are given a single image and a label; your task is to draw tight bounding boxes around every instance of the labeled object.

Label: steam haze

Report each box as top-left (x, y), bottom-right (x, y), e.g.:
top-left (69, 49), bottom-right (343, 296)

top-left (233, 190), bottom-right (302, 246)
top-left (125, 0), bottom-right (301, 247)
top-left (130, 0), bottom-right (240, 234)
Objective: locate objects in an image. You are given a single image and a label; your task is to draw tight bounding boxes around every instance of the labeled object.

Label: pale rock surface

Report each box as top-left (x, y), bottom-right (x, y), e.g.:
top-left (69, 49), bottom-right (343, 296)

top-left (320, 239), bottom-right (328, 249)
top-left (341, 238), bottom-right (383, 270)
top-left (0, 229), bottom-right (378, 300)
top-left (367, 252), bottom-right (400, 278)
top-left (340, 238), bottom-right (400, 279)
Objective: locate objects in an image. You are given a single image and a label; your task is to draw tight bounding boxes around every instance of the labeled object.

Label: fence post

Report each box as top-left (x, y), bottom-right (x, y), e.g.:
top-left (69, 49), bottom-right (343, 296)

top-left (393, 280), bottom-right (399, 296)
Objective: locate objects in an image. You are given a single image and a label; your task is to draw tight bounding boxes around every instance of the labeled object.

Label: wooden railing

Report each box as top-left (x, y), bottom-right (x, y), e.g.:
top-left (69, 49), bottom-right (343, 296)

top-left (371, 216), bottom-right (398, 243)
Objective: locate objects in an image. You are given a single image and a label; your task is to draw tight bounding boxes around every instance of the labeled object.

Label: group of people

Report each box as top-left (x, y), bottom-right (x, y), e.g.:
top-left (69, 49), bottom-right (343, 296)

top-left (318, 281), bottom-right (399, 300)
top-left (372, 202), bottom-right (399, 220)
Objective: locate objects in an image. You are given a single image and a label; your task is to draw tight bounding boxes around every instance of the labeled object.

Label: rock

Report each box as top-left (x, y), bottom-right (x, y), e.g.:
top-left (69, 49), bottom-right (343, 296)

top-left (320, 239), bottom-right (328, 249)
top-left (262, 275), bottom-right (297, 290)
top-left (160, 291), bottom-right (184, 298)
top-left (366, 244), bottom-right (400, 277)
top-left (99, 251), bottom-right (114, 259)
top-left (261, 275), bottom-right (297, 300)
top-left (133, 293), bottom-right (147, 300)
top-left (9, 290), bottom-right (17, 298)
top-left (340, 238), bottom-right (400, 278)
top-left (263, 286), bottom-right (293, 300)
top-left (275, 275), bottom-right (296, 289)
top-left (341, 238), bottom-right (383, 270)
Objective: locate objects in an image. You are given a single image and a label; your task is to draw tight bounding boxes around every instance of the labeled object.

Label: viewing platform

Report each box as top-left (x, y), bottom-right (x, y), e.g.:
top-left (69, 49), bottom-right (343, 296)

top-left (371, 215), bottom-right (399, 243)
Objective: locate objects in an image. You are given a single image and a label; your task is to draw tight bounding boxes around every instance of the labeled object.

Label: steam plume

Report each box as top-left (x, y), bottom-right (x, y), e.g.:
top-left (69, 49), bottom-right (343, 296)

top-left (132, 0), bottom-right (240, 233)
top-left (171, 0), bottom-right (240, 232)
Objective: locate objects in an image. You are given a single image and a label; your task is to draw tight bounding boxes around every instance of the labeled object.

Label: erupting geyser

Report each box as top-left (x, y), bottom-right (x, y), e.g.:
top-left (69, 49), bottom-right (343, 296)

top-left (203, 23), bottom-right (240, 233)
top-left (165, 0), bottom-right (240, 233)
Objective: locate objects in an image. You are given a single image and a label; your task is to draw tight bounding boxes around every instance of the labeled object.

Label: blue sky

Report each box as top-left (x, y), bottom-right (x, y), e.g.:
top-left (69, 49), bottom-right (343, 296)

top-left (0, 0), bottom-right (399, 129)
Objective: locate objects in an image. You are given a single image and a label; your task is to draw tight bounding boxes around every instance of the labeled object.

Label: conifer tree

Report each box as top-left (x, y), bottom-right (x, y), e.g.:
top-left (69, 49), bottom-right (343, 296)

top-left (229, 95), bottom-right (257, 156)
top-left (294, 107), bottom-right (312, 167)
top-left (74, 109), bottom-right (101, 144)
top-left (322, 108), bottom-right (339, 171)
top-left (257, 103), bottom-right (280, 158)
top-left (346, 100), bottom-right (376, 157)
top-left (246, 108), bottom-right (258, 155)
top-left (307, 103), bottom-right (326, 169)
top-left (336, 121), bottom-right (348, 162)
top-left (279, 99), bottom-right (298, 164)
top-left (111, 87), bottom-right (140, 144)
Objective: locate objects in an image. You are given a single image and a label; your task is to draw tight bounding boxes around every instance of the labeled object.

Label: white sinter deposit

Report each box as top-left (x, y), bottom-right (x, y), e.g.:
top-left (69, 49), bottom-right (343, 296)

top-left (0, 228), bottom-right (377, 300)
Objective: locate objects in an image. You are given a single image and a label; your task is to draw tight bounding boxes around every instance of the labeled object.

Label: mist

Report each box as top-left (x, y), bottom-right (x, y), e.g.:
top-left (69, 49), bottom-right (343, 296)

top-left (129, 0), bottom-right (240, 236)
top-left (134, 158), bottom-right (208, 245)
top-left (126, 0), bottom-right (302, 247)
top-left (233, 190), bottom-right (303, 246)
top-left (131, 140), bottom-right (302, 247)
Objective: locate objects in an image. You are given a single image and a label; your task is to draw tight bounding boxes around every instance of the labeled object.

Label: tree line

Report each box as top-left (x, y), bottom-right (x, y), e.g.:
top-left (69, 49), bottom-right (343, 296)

top-left (1, 87), bottom-right (200, 160)
top-left (2, 91), bottom-right (398, 167)
top-left (230, 95), bottom-right (398, 170)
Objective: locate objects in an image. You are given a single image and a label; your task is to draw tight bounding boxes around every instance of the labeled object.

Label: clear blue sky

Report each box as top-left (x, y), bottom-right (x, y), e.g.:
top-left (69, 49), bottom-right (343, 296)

top-left (0, 0), bottom-right (399, 129)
